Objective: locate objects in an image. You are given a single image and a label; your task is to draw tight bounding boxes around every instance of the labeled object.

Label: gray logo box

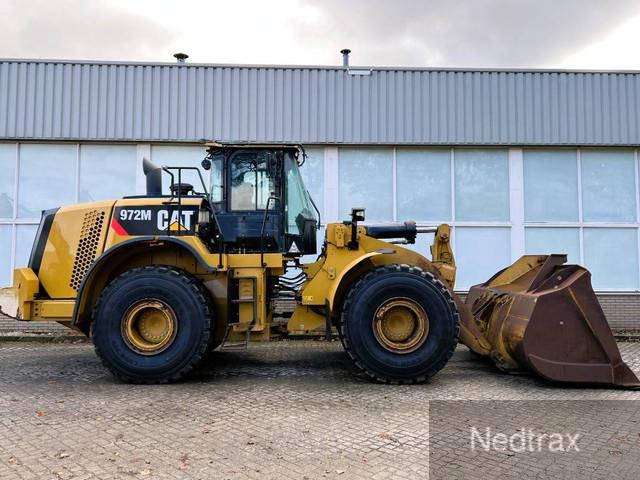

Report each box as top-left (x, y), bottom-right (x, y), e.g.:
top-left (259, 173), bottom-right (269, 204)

top-left (429, 400), bottom-right (640, 479)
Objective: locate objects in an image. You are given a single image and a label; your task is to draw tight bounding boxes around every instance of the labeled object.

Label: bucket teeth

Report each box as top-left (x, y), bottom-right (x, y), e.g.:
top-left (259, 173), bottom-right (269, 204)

top-left (459, 255), bottom-right (640, 389)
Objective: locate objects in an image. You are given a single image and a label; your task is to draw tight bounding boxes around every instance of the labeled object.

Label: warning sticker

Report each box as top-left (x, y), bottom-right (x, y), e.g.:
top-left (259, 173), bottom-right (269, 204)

top-left (288, 241), bottom-right (300, 253)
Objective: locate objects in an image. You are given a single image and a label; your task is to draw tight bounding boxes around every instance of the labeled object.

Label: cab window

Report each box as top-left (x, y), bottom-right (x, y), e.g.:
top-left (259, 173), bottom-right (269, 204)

top-left (209, 153), bottom-right (224, 203)
top-left (230, 151), bottom-right (275, 210)
top-left (285, 152), bottom-right (316, 234)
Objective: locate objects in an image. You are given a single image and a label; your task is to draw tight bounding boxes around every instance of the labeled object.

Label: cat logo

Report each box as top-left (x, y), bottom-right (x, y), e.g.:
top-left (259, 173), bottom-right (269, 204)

top-left (158, 210), bottom-right (195, 232)
top-left (168, 221), bottom-right (187, 232)
top-left (112, 206), bottom-right (199, 236)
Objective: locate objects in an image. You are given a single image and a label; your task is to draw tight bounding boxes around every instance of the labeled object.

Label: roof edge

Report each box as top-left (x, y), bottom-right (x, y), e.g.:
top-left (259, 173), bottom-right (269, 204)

top-left (2, 57), bottom-right (640, 75)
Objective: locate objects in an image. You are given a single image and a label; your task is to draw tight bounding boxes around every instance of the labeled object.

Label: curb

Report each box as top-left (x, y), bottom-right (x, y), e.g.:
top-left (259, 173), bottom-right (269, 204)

top-left (614, 333), bottom-right (640, 342)
top-left (0, 333), bottom-right (638, 343)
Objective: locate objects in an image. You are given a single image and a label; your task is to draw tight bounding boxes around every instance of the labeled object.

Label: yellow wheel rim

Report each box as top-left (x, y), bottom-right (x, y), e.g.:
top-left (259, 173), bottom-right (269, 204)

top-left (121, 299), bottom-right (177, 355)
top-left (373, 297), bottom-right (429, 354)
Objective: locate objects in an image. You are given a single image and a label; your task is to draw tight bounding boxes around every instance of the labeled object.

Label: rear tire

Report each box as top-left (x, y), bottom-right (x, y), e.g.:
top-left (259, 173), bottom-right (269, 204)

top-left (92, 266), bottom-right (213, 384)
top-left (340, 264), bottom-right (459, 384)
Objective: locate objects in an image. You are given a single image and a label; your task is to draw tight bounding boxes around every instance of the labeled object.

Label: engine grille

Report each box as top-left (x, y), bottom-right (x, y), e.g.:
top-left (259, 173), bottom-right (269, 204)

top-left (70, 210), bottom-right (106, 290)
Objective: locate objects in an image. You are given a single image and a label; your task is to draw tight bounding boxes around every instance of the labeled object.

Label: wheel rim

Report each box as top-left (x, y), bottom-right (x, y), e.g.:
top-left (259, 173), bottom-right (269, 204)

top-left (373, 297), bottom-right (429, 354)
top-left (121, 299), bottom-right (178, 355)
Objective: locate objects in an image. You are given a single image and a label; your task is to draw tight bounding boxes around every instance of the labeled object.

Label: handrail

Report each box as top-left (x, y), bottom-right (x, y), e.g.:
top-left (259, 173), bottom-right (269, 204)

top-left (259, 195), bottom-right (280, 267)
top-left (308, 189), bottom-right (322, 228)
top-left (161, 165), bottom-right (225, 267)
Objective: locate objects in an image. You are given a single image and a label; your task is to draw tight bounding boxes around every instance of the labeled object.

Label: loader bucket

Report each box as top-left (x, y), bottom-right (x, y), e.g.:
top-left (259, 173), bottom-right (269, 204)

top-left (459, 254), bottom-right (640, 388)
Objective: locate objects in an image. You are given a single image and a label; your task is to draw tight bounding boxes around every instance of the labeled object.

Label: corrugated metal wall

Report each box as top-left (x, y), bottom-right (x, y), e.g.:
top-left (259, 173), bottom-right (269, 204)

top-left (1, 60), bottom-right (640, 145)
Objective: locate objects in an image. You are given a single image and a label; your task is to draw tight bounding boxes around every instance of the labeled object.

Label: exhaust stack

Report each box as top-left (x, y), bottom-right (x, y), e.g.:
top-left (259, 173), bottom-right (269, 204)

top-left (142, 157), bottom-right (162, 196)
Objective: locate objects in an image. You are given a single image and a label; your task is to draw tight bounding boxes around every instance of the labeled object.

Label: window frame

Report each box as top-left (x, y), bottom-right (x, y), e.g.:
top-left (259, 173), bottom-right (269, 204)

top-left (338, 146), bottom-right (513, 291)
top-left (0, 141), bottom-right (143, 286)
top-left (522, 147), bottom-right (580, 222)
top-left (79, 143), bottom-right (138, 203)
top-left (395, 147), bottom-right (452, 222)
top-left (522, 147), bottom-right (640, 292)
top-left (338, 147), bottom-right (395, 222)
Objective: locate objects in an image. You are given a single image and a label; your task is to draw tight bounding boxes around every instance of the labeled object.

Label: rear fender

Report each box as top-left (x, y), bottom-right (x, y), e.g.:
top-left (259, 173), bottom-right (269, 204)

top-left (72, 237), bottom-right (217, 334)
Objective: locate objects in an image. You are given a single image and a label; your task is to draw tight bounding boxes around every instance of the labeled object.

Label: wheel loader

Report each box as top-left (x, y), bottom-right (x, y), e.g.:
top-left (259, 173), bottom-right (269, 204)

top-left (3, 143), bottom-right (638, 387)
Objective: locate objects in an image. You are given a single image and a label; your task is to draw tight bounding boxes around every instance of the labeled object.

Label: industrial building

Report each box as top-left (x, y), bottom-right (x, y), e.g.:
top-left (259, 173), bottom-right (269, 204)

top-left (1, 54), bottom-right (640, 329)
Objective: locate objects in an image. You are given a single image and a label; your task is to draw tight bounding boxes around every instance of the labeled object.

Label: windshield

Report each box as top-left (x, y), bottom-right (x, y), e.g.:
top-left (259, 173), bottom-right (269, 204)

top-left (285, 152), bottom-right (316, 235)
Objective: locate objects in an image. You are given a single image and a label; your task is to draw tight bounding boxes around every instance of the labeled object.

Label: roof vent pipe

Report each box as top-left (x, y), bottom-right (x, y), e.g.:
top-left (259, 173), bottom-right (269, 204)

top-left (173, 52), bottom-right (189, 63)
top-left (340, 48), bottom-right (351, 67)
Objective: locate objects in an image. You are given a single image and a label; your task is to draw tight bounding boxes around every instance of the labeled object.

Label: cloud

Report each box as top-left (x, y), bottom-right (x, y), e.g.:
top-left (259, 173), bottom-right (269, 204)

top-left (0, 0), bottom-right (638, 68)
top-left (293, 0), bottom-right (640, 67)
top-left (0, 0), bottom-right (174, 60)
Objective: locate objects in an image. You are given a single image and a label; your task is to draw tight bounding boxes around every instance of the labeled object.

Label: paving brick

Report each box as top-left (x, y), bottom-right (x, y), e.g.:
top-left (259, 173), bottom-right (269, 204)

top-left (0, 341), bottom-right (640, 479)
top-left (0, 341), bottom-right (639, 479)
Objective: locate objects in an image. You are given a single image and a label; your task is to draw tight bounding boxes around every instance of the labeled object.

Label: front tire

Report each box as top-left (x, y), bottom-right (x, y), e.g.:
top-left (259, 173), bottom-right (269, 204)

top-left (340, 264), bottom-right (459, 384)
top-left (92, 266), bottom-right (213, 384)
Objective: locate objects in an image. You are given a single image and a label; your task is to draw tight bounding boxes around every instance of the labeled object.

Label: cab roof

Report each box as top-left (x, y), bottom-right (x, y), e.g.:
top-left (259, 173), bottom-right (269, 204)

top-left (204, 141), bottom-right (301, 150)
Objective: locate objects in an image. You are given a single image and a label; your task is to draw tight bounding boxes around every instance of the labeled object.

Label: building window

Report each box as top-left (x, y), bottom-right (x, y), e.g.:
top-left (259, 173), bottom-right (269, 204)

top-left (525, 227), bottom-right (580, 264)
top-left (581, 149), bottom-right (636, 223)
top-left (524, 148), bottom-right (640, 291)
top-left (0, 142), bottom-right (148, 287)
top-left (0, 225), bottom-right (11, 287)
top-left (15, 225), bottom-right (38, 269)
top-left (584, 228), bottom-right (639, 290)
top-left (523, 149), bottom-right (578, 222)
top-left (79, 145), bottom-right (137, 202)
top-left (0, 144), bottom-right (15, 219)
top-left (151, 145), bottom-right (210, 195)
top-left (338, 147), bottom-right (510, 289)
top-left (454, 148), bottom-right (509, 222)
top-left (339, 148), bottom-right (393, 222)
top-left (396, 148), bottom-right (451, 221)
top-left (18, 144), bottom-right (76, 219)
top-left (455, 227), bottom-right (511, 289)
top-left (1, 143), bottom-right (639, 294)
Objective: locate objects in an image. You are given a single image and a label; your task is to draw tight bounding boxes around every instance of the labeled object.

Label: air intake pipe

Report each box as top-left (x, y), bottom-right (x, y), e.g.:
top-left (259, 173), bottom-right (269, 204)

top-left (142, 158), bottom-right (163, 196)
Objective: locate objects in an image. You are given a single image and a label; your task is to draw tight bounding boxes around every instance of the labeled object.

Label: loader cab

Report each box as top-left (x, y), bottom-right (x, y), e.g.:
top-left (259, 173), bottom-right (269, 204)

top-left (203, 143), bottom-right (318, 256)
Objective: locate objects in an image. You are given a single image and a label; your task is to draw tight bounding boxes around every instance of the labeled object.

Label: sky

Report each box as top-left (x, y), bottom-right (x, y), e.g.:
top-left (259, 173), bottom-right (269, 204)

top-left (2, 0), bottom-right (640, 69)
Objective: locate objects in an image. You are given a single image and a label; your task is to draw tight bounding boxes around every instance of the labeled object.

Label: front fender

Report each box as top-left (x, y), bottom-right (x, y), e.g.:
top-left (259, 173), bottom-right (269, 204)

top-left (325, 252), bottom-right (382, 310)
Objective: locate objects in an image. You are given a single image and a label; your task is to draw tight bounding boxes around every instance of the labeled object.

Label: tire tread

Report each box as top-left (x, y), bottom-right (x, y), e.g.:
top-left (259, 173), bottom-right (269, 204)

top-left (339, 264), bottom-right (459, 385)
top-left (92, 265), bottom-right (212, 384)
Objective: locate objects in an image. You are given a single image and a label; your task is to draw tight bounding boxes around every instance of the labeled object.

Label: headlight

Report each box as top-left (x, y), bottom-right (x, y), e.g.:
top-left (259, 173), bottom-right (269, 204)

top-left (198, 208), bottom-right (210, 224)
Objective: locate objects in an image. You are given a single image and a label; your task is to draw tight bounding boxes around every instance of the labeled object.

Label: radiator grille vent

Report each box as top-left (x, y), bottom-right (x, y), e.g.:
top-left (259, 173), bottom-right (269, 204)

top-left (70, 210), bottom-right (105, 290)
